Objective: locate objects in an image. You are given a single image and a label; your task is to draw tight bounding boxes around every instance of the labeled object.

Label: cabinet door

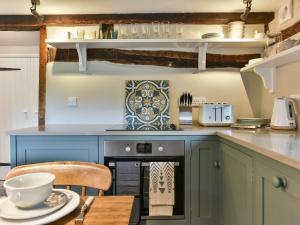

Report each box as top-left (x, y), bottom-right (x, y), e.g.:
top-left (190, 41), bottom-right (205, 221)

top-left (256, 162), bottom-right (300, 225)
top-left (220, 143), bottom-right (253, 225)
top-left (16, 136), bottom-right (98, 165)
top-left (191, 141), bottom-right (219, 225)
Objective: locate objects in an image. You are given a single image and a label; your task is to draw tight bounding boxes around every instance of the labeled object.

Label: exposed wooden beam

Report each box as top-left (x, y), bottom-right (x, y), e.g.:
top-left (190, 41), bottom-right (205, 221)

top-left (38, 26), bottom-right (47, 130)
top-left (0, 12), bottom-right (274, 31)
top-left (0, 15), bottom-right (41, 31)
top-left (48, 48), bottom-right (259, 68)
top-left (281, 20), bottom-right (300, 40)
top-left (43, 13), bottom-right (274, 25)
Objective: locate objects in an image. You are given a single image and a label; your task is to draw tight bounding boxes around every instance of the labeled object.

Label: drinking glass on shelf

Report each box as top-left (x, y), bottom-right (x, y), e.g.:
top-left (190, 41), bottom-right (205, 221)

top-left (162, 22), bottom-right (171, 39)
top-left (140, 24), bottom-right (150, 39)
top-left (151, 22), bottom-right (161, 39)
top-left (131, 23), bottom-right (139, 39)
top-left (119, 24), bottom-right (128, 39)
top-left (175, 23), bottom-right (184, 38)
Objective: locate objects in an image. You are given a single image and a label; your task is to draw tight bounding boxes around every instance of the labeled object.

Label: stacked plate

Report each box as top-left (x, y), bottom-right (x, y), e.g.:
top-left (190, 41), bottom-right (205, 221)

top-left (201, 33), bottom-right (224, 39)
top-left (0, 189), bottom-right (80, 225)
top-left (228, 21), bottom-right (245, 39)
top-left (231, 118), bottom-right (270, 129)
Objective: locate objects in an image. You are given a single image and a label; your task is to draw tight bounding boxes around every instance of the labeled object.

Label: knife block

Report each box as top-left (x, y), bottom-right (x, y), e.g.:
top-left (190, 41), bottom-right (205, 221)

top-left (179, 106), bottom-right (193, 125)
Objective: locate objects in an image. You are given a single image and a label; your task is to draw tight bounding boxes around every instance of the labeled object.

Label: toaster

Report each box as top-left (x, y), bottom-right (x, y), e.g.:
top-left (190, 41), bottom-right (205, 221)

top-left (198, 103), bottom-right (234, 126)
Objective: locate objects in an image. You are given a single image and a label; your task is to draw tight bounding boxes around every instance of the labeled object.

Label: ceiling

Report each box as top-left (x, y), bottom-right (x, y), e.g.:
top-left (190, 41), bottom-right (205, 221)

top-left (0, 0), bottom-right (283, 15)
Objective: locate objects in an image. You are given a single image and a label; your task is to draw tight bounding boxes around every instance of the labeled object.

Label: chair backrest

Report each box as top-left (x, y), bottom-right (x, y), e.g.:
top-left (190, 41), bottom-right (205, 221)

top-left (6, 161), bottom-right (112, 196)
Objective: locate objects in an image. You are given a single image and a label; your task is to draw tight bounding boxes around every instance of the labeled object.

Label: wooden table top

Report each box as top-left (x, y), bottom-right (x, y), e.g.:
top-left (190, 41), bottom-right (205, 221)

top-left (50, 195), bottom-right (134, 225)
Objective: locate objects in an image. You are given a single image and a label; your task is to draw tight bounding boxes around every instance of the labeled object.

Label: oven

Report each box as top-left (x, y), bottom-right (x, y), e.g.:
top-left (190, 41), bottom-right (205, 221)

top-left (104, 140), bottom-right (185, 225)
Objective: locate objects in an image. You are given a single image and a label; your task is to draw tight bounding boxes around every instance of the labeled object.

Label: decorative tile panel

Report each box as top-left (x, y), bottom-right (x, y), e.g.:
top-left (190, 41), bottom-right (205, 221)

top-left (125, 80), bottom-right (170, 130)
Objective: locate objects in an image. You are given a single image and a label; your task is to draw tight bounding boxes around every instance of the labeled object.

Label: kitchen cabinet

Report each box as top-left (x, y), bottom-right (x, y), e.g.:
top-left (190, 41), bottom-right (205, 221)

top-left (219, 142), bottom-right (253, 225)
top-left (255, 160), bottom-right (300, 225)
top-left (14, 136), bottom-right (98, 166)
top-left (190, 141), bottom-right (219, 225)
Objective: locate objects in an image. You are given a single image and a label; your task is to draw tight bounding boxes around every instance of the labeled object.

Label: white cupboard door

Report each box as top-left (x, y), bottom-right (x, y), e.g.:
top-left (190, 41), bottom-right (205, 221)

top-left (0, 57), bottom-right (39, 163)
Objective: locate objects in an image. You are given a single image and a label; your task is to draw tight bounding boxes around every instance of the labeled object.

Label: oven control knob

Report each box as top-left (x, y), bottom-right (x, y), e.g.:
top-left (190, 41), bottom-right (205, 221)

top-left (125, 146), bottom-right (131, 152)
top-left (158, 146), bottom-right (164, 152)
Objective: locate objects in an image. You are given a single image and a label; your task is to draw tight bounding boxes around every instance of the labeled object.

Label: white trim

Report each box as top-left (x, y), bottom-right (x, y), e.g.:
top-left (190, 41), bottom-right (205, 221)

top-left (0, 54), bottom-right (39, 58)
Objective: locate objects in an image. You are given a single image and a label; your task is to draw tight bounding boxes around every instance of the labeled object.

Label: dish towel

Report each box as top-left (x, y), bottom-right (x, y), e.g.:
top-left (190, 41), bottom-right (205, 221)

top-left (149, 162), bottom-right (175, 216)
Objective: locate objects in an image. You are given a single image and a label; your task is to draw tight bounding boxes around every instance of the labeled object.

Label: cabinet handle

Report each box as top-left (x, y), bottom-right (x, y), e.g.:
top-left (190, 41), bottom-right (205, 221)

top-left (214, 161), bottom-right (221, 169)
top-left (272, 176), bottom-right (288, 189)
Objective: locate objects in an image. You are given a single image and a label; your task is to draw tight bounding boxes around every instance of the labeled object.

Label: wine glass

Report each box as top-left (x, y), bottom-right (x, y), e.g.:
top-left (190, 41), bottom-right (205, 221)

top-left (131, 23), bottom-right (138, 39)
top-left (152, 22), bottom-right (161, 39)
top-left (162, 22), bottom-right (171, 39)
top-left (140, 24), bottom-right (149, 39)
top-left (175, 23), bottom-right (184, 38)
top-left (119, 24), bottom-right (128, 39)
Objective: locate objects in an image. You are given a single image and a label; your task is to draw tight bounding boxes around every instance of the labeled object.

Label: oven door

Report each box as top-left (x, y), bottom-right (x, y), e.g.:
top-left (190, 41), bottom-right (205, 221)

top-left (105, 157), bottom-right (185, 222)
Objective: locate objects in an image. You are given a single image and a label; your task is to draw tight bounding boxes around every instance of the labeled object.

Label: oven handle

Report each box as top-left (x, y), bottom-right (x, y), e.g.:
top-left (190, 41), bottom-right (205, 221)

top-left (108, 162), bottom-right (180, 167)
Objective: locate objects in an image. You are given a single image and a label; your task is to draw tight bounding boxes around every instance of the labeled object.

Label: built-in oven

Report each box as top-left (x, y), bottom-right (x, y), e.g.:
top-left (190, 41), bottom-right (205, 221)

top-left (104, 140), bottom-right (185, 225)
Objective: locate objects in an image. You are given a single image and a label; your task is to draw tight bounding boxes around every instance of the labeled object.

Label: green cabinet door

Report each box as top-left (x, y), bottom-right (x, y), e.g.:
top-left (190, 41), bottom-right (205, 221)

top-left (219, 143), bottom-right (253, 225)
top-left (256, 162), bottom-right (300, 225)
top-left (191, 141), bottom-right (219, 225)
top-left (16, 136), bottom-right (99, 165)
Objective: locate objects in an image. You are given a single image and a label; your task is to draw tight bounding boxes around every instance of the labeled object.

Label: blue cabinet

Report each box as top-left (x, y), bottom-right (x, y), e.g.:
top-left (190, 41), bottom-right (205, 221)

top-left (14, 136), bottom-right (98, 166)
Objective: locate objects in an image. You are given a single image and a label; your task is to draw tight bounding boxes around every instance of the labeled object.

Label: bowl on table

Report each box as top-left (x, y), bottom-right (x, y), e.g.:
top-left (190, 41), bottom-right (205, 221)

top-left (4, 173), bottom-right (55, 208)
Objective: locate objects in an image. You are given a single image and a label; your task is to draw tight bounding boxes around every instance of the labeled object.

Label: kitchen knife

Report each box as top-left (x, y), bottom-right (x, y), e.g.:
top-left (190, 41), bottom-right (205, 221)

top-left (184, 92), bottom-right (187, 107)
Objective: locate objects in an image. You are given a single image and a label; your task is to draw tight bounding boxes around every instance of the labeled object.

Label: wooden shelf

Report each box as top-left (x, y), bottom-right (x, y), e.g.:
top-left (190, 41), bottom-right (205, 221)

top-left (241, 44), bottom-right (300, 93)
top-left (46, 38), bottom-right (266, 73)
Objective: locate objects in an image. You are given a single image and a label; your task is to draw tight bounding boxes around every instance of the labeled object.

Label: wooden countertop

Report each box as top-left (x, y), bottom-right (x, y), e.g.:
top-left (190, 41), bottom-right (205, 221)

top-left (50, 196), bottom-right (134, 225)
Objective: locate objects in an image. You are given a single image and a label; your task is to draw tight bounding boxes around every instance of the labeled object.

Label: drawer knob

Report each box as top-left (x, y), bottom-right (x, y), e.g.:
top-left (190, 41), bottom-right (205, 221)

top-left (125, 146), bottom-right (131, 152)
top-left (214, 161), bottom-right (221, 168)
top-left (272, 176), bottom-right (288, 189)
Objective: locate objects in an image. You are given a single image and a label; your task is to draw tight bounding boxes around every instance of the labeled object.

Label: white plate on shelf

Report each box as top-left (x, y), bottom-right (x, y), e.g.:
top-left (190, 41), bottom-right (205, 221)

top-left (0, 189), bottom-right (80, 225)
top-left (0, 190), bottom-right (69, 220)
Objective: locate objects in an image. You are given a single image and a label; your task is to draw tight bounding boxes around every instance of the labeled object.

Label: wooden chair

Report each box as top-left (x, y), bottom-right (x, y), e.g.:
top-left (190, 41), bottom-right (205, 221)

top-left (6, 161), bottom-right (112, 196)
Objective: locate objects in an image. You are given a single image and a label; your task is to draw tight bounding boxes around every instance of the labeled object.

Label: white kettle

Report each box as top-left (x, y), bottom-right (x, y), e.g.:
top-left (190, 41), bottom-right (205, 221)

top-left (271, 97), bottom-right (299, 130)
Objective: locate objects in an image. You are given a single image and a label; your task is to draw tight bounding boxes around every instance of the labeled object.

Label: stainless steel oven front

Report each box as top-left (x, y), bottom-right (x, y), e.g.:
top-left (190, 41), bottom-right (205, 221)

top-left (104, 140), bottom-right (185, 225)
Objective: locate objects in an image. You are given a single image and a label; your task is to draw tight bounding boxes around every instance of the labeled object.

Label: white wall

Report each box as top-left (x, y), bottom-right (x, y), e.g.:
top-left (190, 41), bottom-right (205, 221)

top-left (45, 24), bottom-right (265, 125)
top-left (257, 1), bottom-right (300, 123)
top-left (46, 62), bottom-right (253, 124)
top-left (0, 31), bottom-right (39, 169)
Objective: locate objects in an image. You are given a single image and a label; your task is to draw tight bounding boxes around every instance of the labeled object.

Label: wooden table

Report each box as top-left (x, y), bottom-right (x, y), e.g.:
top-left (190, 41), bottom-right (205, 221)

top-left (50, 196), bottom-right (134, 225)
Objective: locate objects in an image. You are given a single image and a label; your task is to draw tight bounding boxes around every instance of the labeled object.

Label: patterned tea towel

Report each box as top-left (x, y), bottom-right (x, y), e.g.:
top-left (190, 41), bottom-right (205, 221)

top-left (149, 162), bottom-right (175, 216)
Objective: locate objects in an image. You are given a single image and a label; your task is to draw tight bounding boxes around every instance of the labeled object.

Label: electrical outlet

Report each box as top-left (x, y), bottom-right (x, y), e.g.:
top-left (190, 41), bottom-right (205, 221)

top-left (290, 95), bottom-right (300, 105)
top-left (67, 96), bottom-right (78, 107)
top-left (295, 0), bottom-right (300, 9)
top-left (192, 97), bottom-right (206, 107)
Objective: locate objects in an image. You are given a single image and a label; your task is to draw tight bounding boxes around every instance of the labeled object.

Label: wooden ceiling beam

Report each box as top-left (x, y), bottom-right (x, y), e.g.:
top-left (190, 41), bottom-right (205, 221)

top-left (0, 12), bottom-right (274, 30)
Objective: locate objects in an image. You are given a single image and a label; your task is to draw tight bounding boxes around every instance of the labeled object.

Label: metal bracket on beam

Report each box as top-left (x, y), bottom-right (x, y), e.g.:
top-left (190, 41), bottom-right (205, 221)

top-left (198, 43), bottom-right (208, 71)
top-left (75, 43), bottom-right (87, 73)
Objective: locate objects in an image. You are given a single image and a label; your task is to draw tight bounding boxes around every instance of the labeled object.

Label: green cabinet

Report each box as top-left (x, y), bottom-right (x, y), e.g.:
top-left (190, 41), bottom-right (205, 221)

top-left (255, 161), bottom-right (300, 225)
top-left (219, 142), bottom-right (253, 225)
top-left (191, 141), bottom-right (219, 225)
top-left (15, 136), bottom-right (99, 165)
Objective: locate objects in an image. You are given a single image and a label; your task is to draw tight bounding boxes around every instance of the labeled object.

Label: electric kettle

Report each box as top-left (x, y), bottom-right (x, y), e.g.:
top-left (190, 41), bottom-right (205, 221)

top-left (271, 97), bottom-right (299, 130)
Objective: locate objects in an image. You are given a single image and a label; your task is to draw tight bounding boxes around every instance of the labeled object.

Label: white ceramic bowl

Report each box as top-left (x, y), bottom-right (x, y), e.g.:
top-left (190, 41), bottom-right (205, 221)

top-left (228, 21), bottom-right (245, 26)
top-left (4, 173), bottom-right (55, 208)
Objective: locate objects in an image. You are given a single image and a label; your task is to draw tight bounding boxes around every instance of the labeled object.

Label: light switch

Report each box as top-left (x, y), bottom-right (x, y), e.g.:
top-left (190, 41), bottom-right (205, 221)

top-left (67, 96), bottom-right (78, 107)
